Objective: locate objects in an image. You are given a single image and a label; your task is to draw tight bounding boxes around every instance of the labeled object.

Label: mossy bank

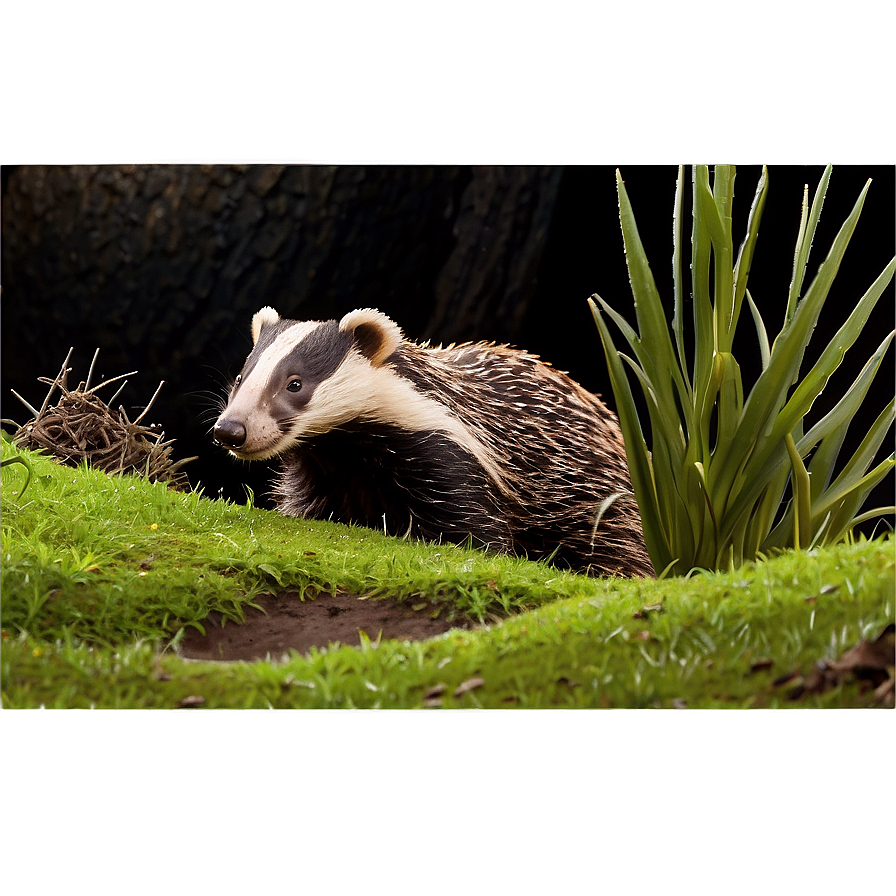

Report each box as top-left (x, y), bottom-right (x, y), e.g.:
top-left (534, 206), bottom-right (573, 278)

top-left (2, 442), bottom-right (893, 709)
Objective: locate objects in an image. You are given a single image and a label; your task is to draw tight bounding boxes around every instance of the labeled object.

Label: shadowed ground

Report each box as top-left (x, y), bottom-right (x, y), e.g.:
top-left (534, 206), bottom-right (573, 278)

top-left (178, 590), bottom-right (473, 661)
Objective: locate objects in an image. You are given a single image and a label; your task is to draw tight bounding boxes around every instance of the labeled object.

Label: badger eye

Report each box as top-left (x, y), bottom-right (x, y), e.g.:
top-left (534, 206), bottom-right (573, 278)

top-left (286, 378), bottom-right (302, 393)
top-left (234, 374), bottom-right (242, 386)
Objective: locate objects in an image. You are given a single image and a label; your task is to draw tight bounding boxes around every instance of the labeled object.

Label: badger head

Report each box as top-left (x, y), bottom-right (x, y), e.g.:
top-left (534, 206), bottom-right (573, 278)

top-left (213, 307), bottom-right (404, 460)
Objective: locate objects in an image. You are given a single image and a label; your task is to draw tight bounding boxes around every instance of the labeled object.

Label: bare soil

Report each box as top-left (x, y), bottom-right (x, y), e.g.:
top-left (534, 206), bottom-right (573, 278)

top-left (177, 590), bottom-right (473, 662)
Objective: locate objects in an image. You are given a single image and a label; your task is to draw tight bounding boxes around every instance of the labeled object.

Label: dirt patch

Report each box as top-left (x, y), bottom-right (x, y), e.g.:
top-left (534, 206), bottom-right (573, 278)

top-left (177, 591), bottom-right (473, 662)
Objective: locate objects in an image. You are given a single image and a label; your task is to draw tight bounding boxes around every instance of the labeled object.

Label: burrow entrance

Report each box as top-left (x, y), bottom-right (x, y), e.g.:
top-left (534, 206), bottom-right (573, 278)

top-left (177, 591), bottom-right (475, 662)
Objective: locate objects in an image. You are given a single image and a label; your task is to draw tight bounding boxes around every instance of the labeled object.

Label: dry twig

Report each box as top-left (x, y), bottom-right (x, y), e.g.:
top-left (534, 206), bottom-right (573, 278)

top-left (10, 349), bottom-right (195, 490)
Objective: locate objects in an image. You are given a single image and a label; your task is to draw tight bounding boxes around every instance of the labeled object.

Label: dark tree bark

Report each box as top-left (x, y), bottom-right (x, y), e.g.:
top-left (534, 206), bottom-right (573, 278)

top-left (1, 164), bottom-right (562, 498)
top-left (427, 166), bottom-right (563, 341)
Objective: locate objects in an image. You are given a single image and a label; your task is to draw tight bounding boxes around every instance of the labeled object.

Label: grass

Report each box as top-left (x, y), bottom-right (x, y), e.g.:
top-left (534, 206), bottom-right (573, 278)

top-left (0, 442), bottom-right (582, 643)
top-left (591, 165), bottom-right (895, 575)
top-left (2, 440), bottom-right (893, 708)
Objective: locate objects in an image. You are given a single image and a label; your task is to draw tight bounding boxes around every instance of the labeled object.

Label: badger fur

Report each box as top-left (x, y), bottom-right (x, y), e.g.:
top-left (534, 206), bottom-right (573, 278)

top-left (213, 307), bottom-right (653, 578)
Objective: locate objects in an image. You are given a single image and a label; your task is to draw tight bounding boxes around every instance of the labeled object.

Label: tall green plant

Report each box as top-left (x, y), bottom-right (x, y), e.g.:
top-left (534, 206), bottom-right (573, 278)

top-left (590, 165), bottom-right (895, 576)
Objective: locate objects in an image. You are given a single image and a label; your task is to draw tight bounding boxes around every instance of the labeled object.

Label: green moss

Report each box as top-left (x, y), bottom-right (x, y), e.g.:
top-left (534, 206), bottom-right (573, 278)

top-left (2, 442), bottom-right (892, 708)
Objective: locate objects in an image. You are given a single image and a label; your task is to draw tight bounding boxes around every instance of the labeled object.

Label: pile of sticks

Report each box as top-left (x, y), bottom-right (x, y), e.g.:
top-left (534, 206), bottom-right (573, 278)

top-left (9, 348), bottom-right (194, 490)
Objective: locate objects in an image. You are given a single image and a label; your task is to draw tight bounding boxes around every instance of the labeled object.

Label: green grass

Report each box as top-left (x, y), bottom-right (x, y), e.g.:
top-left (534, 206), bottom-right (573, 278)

top-left (2, 441), bottom-right (893, 708)
top-left (591, 165), bottom-right (895, 575)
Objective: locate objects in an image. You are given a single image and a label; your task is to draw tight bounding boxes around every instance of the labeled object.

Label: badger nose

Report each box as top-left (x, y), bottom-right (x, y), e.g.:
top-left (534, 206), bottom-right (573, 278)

top-left (213, 418), bottom-right (247, 449)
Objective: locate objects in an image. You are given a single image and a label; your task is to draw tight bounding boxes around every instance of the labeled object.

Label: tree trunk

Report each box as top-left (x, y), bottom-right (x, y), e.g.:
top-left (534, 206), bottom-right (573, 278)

top-left (427, 165), bottom-right (563, 341)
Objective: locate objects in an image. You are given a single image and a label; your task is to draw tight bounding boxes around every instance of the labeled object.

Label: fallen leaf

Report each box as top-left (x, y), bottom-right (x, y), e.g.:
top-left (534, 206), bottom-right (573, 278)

top-left (178, 695), bottom-right (205, 708)
top-left (749, 658), bottom-right (774, 673)
top-left (422, 698), bottom-right (442, 708)
top-left (453, 677), bottom-right (485, 697)
top-left (139, 554), bottom-right (156, 570)
top-left (786, 623), bottom-right (895, 700)
top-left (671, 698), bottom-right (687, 709)
top-left (790, 663), bottom-right (830, 699)
top-left (772, 670), bottom-right (800, 688)
top-left (828, 623), bottom-right (894, 682)
top-left (423, 683), bottom-right (446, 700)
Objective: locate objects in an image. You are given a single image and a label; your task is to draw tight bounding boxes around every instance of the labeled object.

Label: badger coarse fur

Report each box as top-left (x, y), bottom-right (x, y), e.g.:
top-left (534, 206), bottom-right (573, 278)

top-left (213, 307), bottom-right (653, 578)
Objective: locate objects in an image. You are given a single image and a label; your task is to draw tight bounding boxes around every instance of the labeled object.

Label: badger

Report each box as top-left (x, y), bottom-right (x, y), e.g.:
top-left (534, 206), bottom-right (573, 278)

top-left (213, 307), bottom-right (654, 578)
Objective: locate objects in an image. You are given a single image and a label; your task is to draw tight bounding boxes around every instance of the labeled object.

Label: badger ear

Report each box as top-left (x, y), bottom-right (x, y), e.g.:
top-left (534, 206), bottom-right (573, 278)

top-left (251, 306), bottom-right (280, 345)
top-left (339, 308), bottom-right (403, 366)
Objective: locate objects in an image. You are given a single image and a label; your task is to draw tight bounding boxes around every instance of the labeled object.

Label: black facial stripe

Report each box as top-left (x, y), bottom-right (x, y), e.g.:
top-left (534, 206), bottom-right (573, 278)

top-left (238, 319), bottom-right (299, 383)
top-left (255, 318), bottom-right (295, 354)
top-left (262, 320), bottom-right (352, 391)
top-left (287, 320), bottom-right (353, 382)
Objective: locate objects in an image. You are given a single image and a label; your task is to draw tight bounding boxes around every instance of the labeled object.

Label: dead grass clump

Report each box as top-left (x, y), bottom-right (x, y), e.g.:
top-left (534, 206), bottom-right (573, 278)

top-left (8, 347), bottom-right (195, 490)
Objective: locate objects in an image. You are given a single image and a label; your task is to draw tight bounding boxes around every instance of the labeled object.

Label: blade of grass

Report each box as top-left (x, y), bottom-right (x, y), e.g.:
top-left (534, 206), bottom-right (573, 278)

top-left (715, 178), bottom-right (873, 528)
top-left (671, 165), bottom-right (691, 401)
top-left (713, 351), bottom-right (744, 456)
top-left (589, 299), bottom-right (670, 571)
top-left (847, 505), bottom-right (896, 530)
top-left (815, 455), bottom-right (895, 542)
top-left (785, 432), bottom-right (813, 550)
top-left (709, 166), bottom-right (736, 348)
top-left (594, 295), bottom-right (687, 460)
top-left (823, 399), bottom-right (896, 501)
top-left (615, 170), bottom-right (690, 415)
top-left (764, 399), bottom-right (895, 549)
top-left (762, 260), bottom-right (895, 453)
top-left (731, 168), bottom-right (770, 345)
top-left (785, 166), bottom-right (832, 327)
top-left (746, 288), bottom-right (771, 370)
top-left (802, 331), bottom-right (895, 498)
top-left (690, 165), bottom-right (717, 460)
top-left (740, 330), bottom-right (892, 523)
top-left (615, 351), bottom-right (698, 561)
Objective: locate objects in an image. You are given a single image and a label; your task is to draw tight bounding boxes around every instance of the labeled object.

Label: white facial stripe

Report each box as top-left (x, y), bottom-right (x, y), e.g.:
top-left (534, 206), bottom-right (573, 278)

top-left (229, 320), bottom-right (322, 414)
top-left (253, 321), bottom-right (323, 393)
top-left (220, 321), bottom-right (323, 458)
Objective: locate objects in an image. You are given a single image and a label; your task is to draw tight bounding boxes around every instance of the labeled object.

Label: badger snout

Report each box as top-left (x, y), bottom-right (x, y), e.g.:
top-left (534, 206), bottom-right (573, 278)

top-left (213, 417), bottom-right (247, 450)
